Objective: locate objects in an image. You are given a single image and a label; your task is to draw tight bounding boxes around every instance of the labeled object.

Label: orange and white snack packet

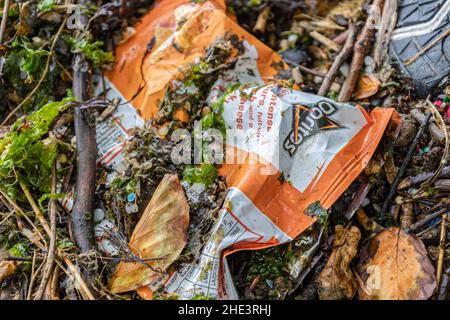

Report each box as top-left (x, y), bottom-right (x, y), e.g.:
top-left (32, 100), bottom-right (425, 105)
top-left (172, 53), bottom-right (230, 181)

top-left (93, 0), bottom-right (397, 299)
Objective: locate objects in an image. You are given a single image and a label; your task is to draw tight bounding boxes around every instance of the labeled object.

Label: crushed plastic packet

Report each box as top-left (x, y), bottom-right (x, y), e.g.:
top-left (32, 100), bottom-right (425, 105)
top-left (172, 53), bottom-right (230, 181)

top-left (62, 0), bottom-right (398, 299)
top-left (139, 83), bottom-right (395, 299)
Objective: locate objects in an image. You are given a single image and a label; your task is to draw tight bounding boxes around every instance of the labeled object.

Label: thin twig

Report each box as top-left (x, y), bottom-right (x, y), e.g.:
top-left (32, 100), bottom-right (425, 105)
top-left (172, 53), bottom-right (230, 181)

top-left (338, 0), bottom-right (385, 102)
top-left (372, 0), bottom-right (397, 70)
top-left (20, 181), bottom-right (51, 236)
top-left (437, 267), bottom-right (450, 300)
top-left (49, 266), bottom-right (59, 300)
top-left (417, 100), bottom-right (450, 190)
top-left (26, 250), bottom-right (44, 300)
top-left (0, 0), bottom-right (10, 44)
top-left (318, 23), bottom-right (356, 96)
top-left (34, 164), bottom-right (58, 300)
top-left (61, 257), bottom-right (95, 300)
top-left (380, 112), bottom-right (432, 217)
top-left (26, 250), bottom-right (37, 300)
top-left (284, 59), bottom-right (344, 84)
top-left (436, 214), bottom-right (447, 286)
top-left (253, 6), bottom-right (270, 33)
top-left (406, 208), bottom-right (448, 233)
top-left (0, 190), bottom-right (47, 246)
top-left (310, 31), bottom-right (341, 52)
top-left (405, 28), bottom-right (450, 66)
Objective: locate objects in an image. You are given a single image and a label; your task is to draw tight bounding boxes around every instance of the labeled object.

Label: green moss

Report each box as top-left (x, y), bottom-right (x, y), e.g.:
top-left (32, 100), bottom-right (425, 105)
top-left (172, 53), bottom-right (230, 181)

top-left (8, 242), bottom-right (29, 257)
top-left (65, 36), bottom-right (114, 67)
top-left (6, 38), bottom-right (48, 81)
top-left (246, 245), bottom-right (294, 281)
top-left (37, 0), bottom-right (55, 13)
top-left (190, 294), bottom-right (215, 300)
top-left (305, 201), bottom-right (328, 225)
top-left (201, 84), bottom-right (240, 136)
top-left (182, 163), bottom-right (218, 187)
top-left (0, 97), bottom-right (74, 199)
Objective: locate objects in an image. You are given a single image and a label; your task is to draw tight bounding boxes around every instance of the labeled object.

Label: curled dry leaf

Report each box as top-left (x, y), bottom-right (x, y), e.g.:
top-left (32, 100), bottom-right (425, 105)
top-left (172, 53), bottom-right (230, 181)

top-left (108, 174), bottom-right (190, 293)
top-left (357, 227), bottom-right (436, 300)
top-left (318, 225), bottom-right (361, 300)
top-left (353, 74), bottom-right (381, 100)
top-left (0, 260), bottom-right (17, 283)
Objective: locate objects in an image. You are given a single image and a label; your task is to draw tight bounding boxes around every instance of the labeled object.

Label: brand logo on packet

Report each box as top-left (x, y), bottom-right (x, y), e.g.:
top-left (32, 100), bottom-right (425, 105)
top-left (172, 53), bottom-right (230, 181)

top-left (283, 101), bottom-right (343, 156)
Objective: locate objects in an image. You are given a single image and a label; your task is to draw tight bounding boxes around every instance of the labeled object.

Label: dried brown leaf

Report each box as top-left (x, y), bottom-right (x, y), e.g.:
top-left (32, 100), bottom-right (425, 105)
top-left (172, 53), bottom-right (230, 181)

top-left (318, 225), bottom-right (361, 300)
top-left (0, 260), bottom-right (17, 283)
top-left (109, 174), bottom-right (189, 293)
top-left (357, 227), bottom-right (436, 300)
top-left (353, 74), bottom-right (381, 100)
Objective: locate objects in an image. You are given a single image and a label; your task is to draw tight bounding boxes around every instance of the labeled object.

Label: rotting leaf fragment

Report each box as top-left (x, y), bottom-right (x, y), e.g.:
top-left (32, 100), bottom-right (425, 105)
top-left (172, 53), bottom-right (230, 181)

top-left (357, 227), bottom-right (436, 300)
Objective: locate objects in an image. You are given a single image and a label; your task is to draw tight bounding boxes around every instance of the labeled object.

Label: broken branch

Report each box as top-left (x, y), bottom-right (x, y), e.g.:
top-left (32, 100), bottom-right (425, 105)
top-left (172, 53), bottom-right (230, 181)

top-left (338, 0), bottom-right (385, 102)
top-left (318, 23), bottom-right (356, 96)
top-left (380, 112), bottom-right (432, 217)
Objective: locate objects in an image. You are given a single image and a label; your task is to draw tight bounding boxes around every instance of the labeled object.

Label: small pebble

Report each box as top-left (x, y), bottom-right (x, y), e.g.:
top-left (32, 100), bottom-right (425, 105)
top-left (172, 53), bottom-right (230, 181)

top-left (287, 34), bottom-right (299, 48)
top-left (125, 202), bottom-right (139, 214)
top-left (94, 208), bottom-right (105, 222)
top-left (364, 56), bottom-right (375, 73)
top-left (339, 63), bottom-right (349, 77)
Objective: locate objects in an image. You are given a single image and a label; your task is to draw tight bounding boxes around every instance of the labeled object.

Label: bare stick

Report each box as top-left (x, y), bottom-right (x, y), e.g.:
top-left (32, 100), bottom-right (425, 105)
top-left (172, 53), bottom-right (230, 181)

top-left (253, 6), bottom-right (270, 33)
top-left (436, 215), bottom-right (447, 286)
top-left (400, 202), bottom-right (414, 229)
top-left (372, 0), bottom-right (397, 69)
top-left (49, 266), bottom-right (60, 300)
top-left (0, 190), bottom-right (47, 246)
top-left (0, 0), bottom-right (10, 44)
top-left (406, 208), bottom-right (447, 233)
top-left (310, 31), bottom-right (341, 52)
top-left (284, 59), bottom-right (344, 83)
top-left (437, 267), bottom-right (450, 300)
top-left (27, 250), bottom-right (44, 300)
top-left (26, 250), bottom-right (37, 300)
top-left (420, 100), bottom-right (449, 188)
top-left (61, 257), bottom-right (95, 300)
top-left (318, 24), bottom-right (356, 96)
top-left (20, 182), bottom-right (51, 236)
top-left (380, 112), bottom-right (432, 217)
top-left (338, 0), bottom-right (385, 102)
top-left (405, 28), bottom-right (450, 65)
top-left (71, 2), bottom-right (96, 254)
top-left (34, 164), bottom-right (58, 300)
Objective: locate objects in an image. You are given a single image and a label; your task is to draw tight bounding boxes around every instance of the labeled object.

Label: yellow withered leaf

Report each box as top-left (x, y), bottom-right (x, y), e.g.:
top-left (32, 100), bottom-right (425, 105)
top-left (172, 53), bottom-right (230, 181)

top-left (357, 227), bottom-right (436, 300)
top-left (0, 260), bottom-right (17, 283)
top-left (109, 174), bottom-right (189, 293)
top-left (353, 74), bottom-right (381, 100)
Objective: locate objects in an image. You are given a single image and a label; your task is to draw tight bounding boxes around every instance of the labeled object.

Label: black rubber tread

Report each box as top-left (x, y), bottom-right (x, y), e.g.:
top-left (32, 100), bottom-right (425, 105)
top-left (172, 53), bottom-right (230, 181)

top-left (396, 0), bottom-right (446, 28)
top-left (389, 0), bottom-right (450, 97)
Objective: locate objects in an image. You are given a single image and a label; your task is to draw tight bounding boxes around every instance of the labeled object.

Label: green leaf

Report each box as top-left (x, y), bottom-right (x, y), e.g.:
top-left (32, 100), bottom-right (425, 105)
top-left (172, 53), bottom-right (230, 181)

top-left (182, 163), bottom-right (217, 187)
top-left (64, 36), bottom-right (114, 67)
top-left (0, 97), bottom-right (74, 199)
top-left (37, 0), bottom-right (55, 13)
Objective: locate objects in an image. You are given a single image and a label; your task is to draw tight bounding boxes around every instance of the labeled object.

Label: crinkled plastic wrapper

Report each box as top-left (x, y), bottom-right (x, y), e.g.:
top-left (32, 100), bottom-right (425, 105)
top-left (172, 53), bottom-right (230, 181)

top-left (92, 0), bottom-right (397, 299)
